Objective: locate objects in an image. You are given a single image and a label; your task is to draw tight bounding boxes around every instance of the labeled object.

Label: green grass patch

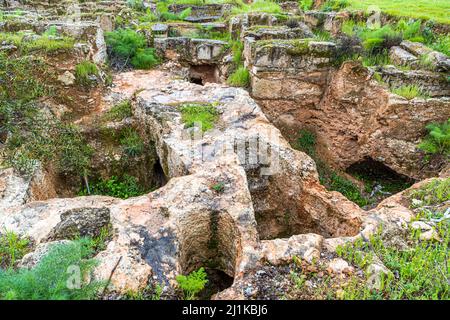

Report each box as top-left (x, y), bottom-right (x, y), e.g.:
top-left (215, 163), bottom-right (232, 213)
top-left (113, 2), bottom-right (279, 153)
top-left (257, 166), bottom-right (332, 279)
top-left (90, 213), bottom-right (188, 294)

top-left (344, 0), bottom-right (450, 24)
top-left (227, 66), bottom-right (250, 87)
top-left (103, 100), bottom-right (133, 122)
top-left (75, 60), bottom-right (99, 86)
top-left (231, 0), bottom-right (283, 15)
top-left (336, 178), bottom-right (450, 300)
top-left (120, 127), bottom-right (145, 157)
top-left (391, 84), bottom-right (429, 100)
top-left (179, 103), bottom-right (219, 132)
top-left (79, 174), bottom-right (147, 199)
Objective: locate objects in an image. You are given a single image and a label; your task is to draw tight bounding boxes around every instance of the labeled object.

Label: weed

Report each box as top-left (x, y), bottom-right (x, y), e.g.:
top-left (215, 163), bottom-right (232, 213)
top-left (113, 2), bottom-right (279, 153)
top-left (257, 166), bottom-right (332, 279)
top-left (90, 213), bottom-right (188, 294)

top-left (103, 100), bottom-right (133, 122)
top-left (391, 84), bottom-right (429, 100)
top-left (227, 66), bottom-right (250, 87)
top-left (417, 120), bottom-right (450, 157)
top-left (75, 60), bottom-right (99, 86)
top-left (120, 127), bottom-right (145, 157)
top-left (179, 103), bottom-right (219, 132)
top-left (0, 231), bottom-right (30, 269)
top-left (176, 267), bottom-right (208, 300)
top-left (0, 238), bottom-right (103, 300)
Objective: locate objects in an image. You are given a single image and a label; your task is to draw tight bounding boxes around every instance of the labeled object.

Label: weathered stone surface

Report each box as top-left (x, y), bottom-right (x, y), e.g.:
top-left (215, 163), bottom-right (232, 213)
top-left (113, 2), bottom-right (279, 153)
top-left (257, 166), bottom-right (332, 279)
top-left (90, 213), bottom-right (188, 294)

top-left (377, 65), bottom-right (450, 97)
top-left (389, 46), bottom-right (418, 67)
top-left (243, 25), bottom-right (313, 41)
top-left (58, 71), bottom-right (76, 86)
top-left (257, 61), bottom-right (450, 180)
top-left (154, 37), bottom-right (228, 65)
top-left (47, 207), bottom-right (111, 241)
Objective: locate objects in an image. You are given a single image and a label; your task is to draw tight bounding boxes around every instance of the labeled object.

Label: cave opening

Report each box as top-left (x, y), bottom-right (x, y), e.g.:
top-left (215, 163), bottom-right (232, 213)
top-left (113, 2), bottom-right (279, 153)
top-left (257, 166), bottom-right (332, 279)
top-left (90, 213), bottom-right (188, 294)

top-left (346, 157), bottom-right (415, 199)
top-left (188, 65), bottom-right (219, 86)
top-left (178, 210), bottom-right (238, 299)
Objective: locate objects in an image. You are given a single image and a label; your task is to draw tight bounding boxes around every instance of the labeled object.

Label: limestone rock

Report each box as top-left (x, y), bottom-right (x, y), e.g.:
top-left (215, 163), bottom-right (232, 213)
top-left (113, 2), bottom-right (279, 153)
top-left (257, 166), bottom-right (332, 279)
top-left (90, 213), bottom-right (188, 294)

top-left (58, 71), bottom-right (76, 86)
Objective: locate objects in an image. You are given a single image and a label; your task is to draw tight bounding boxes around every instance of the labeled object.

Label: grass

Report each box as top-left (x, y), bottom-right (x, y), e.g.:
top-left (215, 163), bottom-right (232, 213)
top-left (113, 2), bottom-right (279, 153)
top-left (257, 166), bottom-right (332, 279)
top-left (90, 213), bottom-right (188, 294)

top-left (227, 66), bottom-right (250, 87)
top-left (179, 103), bottom-right (219, 133)
top-left (344, 0), bottom-right (450, 24)
top-left (0, 238), bottom-right (103, 300)
top-left (0, 32), bottom-right (74, 53)
top-left (391, 84), bottom-right (429, 100)
top-left (120, 127), bottom-right (145, 157)
top-left (336, 178), bottom-right (450, 299)
top-left (0, 231), bottom-right (30, 270)
top-left (231, 0), bottom-right (283, 15)
top-left (0, 53), bottom-right (93, 177)
top-left (75, 60), bottom-right (99, 86)
top-left (103, 100), bottom-right (133, 122)
top-left (176, 267), bottom-right (208, 300)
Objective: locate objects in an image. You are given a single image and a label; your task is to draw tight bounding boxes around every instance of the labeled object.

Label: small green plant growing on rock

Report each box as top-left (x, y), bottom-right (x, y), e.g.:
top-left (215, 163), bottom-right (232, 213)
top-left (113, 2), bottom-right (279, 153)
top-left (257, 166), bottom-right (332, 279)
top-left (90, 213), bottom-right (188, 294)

top-left (211, 181), bottom-right (225, 193)
top-left (179, 103), bottom-right (219, 133)
top-left (75, 60), bottom-right (99, 86)
top-left (103, 100), bottom-right (132, 122)
top-left (176, 267), bottom-right (208, 300)
top-left (299, 0), bottom-right (314, 11)
top-left (418, 119), bottom-right (450, 157)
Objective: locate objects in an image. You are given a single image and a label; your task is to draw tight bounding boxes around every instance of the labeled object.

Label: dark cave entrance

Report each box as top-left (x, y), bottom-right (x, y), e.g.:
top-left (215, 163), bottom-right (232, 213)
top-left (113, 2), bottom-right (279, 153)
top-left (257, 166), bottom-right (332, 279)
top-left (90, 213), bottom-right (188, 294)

top-left (197, 268), bottom-right (234, 300)
top-left (346, 157), bottom-right (415, 199)
top-left (178, 210), bottom-right (238, 299)
top-left (188, 65), bottom-right (219, 86)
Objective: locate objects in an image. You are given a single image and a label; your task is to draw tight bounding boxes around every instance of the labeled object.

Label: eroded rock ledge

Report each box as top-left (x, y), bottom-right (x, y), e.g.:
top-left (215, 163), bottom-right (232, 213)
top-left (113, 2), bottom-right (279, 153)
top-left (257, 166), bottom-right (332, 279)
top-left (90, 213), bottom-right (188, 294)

top-left (1, 70), bottom-right (366, 296)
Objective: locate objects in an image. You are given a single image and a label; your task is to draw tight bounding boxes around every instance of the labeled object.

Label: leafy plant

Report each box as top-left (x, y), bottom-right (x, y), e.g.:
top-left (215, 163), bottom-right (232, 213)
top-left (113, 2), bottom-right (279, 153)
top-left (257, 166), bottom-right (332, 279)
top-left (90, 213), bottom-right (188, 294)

top-left (0, 231), bottom-right (30, 269)
top-left (176, 267), bottom-right (208, 300)
top-left (418, 120), bottom-right (450, 156)
top-left (0, 238), bottom-right (103, 300)
top-left (105, 29), bottom-right (160, 70)
top-left (80, 175), bottom-right (146, 199)
top-left (299, 0), bottom-right (313, 11)
top-left (131, 48), bottom-right (160, 69)
top-left (295, 129), bottom-right (316, 157)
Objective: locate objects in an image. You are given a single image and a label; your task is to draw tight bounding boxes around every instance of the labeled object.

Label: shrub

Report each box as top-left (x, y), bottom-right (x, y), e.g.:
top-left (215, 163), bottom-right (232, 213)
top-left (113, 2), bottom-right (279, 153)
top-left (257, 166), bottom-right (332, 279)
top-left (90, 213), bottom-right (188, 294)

top-left (105, 29), bottom-right (160, 70)
top-left (75, 60), bottom-right (99, 86)
top-left (80, 175), bottom-right (146, 199)
top-left (180, 103), bottom-right (219, 132)
top-left (0, 238), bottom-right (103, 300)
top-left (176, 267), bottom-right (208, 300)
top-left (418, 120), bottom-right (450, 156)
top-left (106, 28), bottom-right (146, 59)
top-left (227, 66), bottom-right (250, 87)
top-left (131, 48), bottom-right (160, 69)
top-left (0, 231), bottom-right (30, 269)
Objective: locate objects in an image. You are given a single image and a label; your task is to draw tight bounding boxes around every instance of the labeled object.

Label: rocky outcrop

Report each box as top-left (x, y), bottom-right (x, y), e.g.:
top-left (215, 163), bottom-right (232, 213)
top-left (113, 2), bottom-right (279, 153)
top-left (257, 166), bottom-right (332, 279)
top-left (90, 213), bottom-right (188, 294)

top-left (1, 70), bottom-right (364, 296)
